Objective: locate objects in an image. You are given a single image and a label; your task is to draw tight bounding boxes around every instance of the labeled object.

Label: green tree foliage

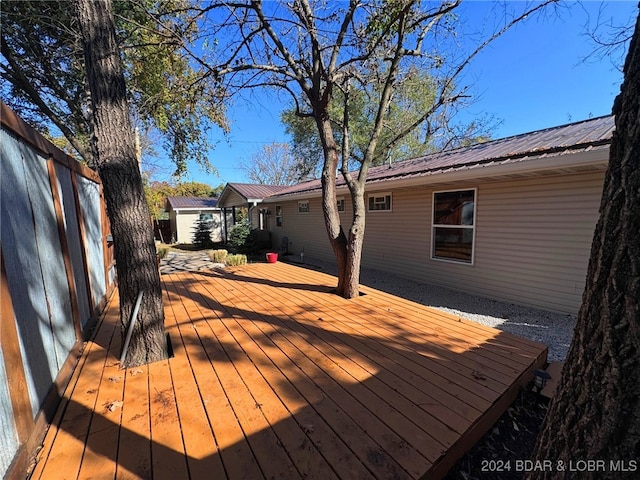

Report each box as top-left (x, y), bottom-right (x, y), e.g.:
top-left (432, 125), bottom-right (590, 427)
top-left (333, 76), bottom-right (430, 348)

top-left (144, 179), bottom-right (222, 220)
top-left (144, 180), bottom-right (175, 220)
top-left (228, 222), bottom-right (251, 250)
top-left (1, 0), bottom-right (227, 174)
top-left (192, 217), bottom-right (214, 248)
top-left (180, 0), bottom-right (553, 298)
top-left (174, 181), bottom-right (221, 197)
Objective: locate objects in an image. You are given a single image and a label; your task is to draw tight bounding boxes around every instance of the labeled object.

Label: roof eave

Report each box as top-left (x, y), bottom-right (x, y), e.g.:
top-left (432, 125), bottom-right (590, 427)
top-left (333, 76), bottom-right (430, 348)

top-left (171, 206), bottom-right (220, 212)
top-left (262, 147), bottom-right (609, 202)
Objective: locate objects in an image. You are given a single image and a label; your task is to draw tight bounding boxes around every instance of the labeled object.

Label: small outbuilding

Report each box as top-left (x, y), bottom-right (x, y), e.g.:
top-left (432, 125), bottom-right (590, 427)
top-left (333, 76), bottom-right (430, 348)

top-left (165, 196), bottom-right (224, 244)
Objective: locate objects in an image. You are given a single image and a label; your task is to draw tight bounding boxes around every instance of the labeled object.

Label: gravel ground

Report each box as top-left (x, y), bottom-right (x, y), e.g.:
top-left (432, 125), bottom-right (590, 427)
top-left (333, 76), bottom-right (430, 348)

top-left (295, 256), bottom-right (575, 362)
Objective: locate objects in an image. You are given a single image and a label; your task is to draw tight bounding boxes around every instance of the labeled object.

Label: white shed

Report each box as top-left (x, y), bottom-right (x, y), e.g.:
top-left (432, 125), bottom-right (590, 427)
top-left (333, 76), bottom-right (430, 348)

top-left (166, 196), bottom-right (224, 244)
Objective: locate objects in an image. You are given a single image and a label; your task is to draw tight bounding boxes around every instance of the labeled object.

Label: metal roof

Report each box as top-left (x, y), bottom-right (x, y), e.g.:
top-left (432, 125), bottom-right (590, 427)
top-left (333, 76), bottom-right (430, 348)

top-left (270, 115), bottom-right (614, 197)
top-left (226, 183), bottom-right (290, 199)
top-left (166, 196), bottom-right (219, 209)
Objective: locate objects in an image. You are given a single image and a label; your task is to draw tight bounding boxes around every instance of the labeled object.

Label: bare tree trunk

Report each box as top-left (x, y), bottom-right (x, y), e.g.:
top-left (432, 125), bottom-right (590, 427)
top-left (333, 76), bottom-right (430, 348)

top-left (527, 10), bottom-right (640, 479)
top-left (317, 115), bottom-right (350, 295)
top-left (343, 190), bottom-right (366, 298)
top-left (317, 112), bottom-right (368, 299)
top-left (74, 0), bottom-right (167, 368)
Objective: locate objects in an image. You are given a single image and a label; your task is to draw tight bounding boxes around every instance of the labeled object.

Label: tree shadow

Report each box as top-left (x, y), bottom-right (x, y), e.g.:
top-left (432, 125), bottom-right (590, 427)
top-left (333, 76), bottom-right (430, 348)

top-left (32, 265), bottom-right (546, 480)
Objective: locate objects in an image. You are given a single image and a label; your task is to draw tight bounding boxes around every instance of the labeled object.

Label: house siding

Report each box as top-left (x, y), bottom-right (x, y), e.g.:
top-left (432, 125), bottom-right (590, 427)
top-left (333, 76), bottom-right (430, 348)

top-left (224, 189), bottom-right (247, 207)
top-left (270, 200), bottom-right (329, 257)
top-left (272, 170), bottom-right (605, 314)
top-left (173, 209), bottom-right (223, 243)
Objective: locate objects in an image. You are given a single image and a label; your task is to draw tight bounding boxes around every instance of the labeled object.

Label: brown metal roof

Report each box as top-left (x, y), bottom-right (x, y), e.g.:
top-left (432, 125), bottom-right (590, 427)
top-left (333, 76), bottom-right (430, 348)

top-left (166, 196), bottom-right (219, 209)
top-left (270, 115), bottom-right (614, 197)
top-left (226, 183), bottom-right (289, 199)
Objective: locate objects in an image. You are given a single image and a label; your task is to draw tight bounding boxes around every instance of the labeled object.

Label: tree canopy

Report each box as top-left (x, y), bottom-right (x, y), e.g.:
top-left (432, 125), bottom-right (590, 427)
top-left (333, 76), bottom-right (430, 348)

top-left (1, 0), bottom-right (227, 175)
top-left (281, 67), bottom-right (493, 176)
top-left (144, 180), bottom-right (223, 220)
top-left (169, 0), bottom-right (555, 298)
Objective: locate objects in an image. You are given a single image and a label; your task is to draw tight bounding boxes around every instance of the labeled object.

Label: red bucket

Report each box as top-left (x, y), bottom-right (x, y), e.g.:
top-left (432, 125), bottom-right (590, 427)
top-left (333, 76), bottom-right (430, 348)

top-left (266, 252), bottom-right (278, 263)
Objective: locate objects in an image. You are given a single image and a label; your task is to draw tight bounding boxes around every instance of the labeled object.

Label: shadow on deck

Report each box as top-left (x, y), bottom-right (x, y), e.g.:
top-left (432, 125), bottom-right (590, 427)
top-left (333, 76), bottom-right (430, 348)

top-left (30, 262), bottom-right (547, 480)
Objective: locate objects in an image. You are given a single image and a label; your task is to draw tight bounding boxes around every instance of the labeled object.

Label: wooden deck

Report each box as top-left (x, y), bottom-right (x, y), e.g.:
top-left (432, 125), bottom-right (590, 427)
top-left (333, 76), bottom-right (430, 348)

top-left (30, 261), bottom-right (547, 480)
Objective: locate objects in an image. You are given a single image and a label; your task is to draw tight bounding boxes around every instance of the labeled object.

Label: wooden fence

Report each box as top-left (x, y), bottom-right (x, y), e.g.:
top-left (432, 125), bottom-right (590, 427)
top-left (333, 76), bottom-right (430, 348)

top-left (0, 102), bottom-right (115, 479)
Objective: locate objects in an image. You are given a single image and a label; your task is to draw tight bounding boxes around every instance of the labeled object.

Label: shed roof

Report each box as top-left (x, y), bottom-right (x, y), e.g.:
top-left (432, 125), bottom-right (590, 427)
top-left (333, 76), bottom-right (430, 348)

top-left (269, 115), bottom-right (614, 198)
top-left (166, 196), bottom-right (219, 210)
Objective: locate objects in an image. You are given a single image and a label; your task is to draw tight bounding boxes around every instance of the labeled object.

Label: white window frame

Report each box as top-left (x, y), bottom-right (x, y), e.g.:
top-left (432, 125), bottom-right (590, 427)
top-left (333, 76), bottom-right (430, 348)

top-left (298, 200), bottom-right (310, 214)
top-left (367, 192), bottom-right (392, 212)
top-left (430, 188), bottom-right (477, 265)
top-left (336, 197), bottom-right (346, 212)
top-left (275, 205), bottom-right (283, 227)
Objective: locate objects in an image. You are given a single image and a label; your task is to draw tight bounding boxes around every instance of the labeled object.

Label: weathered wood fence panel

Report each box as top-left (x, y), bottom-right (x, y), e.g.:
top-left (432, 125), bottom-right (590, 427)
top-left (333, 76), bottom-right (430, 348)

top-left (77, 175), bottom-right (107, 309)
top-left (54, 164), bottom-right (93, 327)
top-left (0, 103), bottom-right (115, 479)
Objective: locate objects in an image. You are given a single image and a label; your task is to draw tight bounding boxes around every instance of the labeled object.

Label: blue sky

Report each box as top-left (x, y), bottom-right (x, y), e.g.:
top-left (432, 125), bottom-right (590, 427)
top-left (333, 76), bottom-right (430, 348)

top-left (149, 1), bottom-right (637, 187)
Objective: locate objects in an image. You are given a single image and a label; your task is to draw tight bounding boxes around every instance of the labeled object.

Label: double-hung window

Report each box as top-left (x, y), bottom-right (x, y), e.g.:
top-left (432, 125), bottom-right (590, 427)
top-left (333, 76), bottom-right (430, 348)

top-left (275, 205), bottom-right (282, 227)
top-left (431, 189), bottom-right (476, 264)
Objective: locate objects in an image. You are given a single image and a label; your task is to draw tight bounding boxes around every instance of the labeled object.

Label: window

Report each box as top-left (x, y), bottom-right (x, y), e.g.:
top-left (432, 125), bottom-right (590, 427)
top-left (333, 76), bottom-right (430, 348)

top-left (199, 212), bottom-right (214, 228)
top-left (431, 189), bottom-right (476, 264)
top-left (337, 197), bottom-right (345, 212)
top-left (368, 193), bottom-right (392, 212)
top-left (275, 205), bottom-right (282, 227)
top-left (298, 200), bottom-right (310, 214)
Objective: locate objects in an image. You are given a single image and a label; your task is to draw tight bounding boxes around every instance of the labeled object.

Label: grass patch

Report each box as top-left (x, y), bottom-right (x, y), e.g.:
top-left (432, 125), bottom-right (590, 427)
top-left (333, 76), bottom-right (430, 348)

top-left (225, 254), bottom-right (247, 267)
top-left (210, 249), bottom-right (228, 263)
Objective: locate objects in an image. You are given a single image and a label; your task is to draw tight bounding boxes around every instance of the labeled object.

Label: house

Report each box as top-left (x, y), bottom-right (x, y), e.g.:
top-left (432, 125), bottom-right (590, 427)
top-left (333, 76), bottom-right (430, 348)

top-left (218, 115), bottom-right (614, 314)
top-left (165, 196), bottom-right (225, 244)
top-left (216, 183), bottom-right (289, 241)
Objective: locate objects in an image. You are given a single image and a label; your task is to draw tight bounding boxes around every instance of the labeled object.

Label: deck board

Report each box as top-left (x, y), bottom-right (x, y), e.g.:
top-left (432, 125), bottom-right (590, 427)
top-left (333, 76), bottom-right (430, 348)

top-left (31, 261), bottom-right (547, 480)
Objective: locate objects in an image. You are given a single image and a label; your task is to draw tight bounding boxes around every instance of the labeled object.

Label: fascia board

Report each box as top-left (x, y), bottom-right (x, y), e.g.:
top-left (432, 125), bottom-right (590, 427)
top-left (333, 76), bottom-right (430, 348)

top-left (262, 148), bottom-right (609, 202)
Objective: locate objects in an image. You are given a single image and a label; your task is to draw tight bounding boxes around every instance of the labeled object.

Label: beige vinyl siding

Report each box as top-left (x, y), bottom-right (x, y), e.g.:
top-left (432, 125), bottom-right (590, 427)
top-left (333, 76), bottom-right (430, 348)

top-left (373, 171), bottom-right (603, 314)
top-left (174, 209), bottom-right (223, 243)
top-left (273, 170), bottom-right (604, 314)
top-left (175, 210), bottom-right (200, 243)
top-left (271, 198), bottom-right (336, 260)
top-left (223, 189), bottom-right (247, 206)
top-left (247, 205), bottom-right (261, 229)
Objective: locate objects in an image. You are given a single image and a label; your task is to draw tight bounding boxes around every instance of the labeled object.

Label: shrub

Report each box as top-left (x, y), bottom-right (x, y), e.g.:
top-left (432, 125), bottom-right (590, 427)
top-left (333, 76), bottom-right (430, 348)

top-left (156, 247), bottom-right (169, 259)
top-left (192, 218), bottom-right (214, 248)
top-left (225, 254), bottom-right (247, 267)
top-left (210, 249), bottom-right (228, 263)
top-left (228, 222), bottom-right (251, 249)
